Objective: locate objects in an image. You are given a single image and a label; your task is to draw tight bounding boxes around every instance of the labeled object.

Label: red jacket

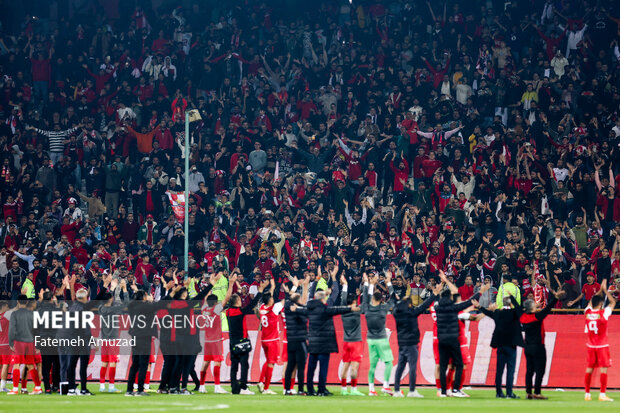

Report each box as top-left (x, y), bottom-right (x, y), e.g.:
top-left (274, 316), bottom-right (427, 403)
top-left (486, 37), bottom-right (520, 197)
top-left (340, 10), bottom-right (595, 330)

top-left (421, 159), bottom-right (442, 178)
top-left (60, 221), bottom-right (81, 244)
top-left (390, 159), bottom-right (409, 191)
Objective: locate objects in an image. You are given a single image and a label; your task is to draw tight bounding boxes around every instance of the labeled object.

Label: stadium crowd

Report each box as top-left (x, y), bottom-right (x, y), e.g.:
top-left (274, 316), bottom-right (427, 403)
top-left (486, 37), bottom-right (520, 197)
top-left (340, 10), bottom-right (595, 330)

top-left (0, 0), bottom-right (618, 400)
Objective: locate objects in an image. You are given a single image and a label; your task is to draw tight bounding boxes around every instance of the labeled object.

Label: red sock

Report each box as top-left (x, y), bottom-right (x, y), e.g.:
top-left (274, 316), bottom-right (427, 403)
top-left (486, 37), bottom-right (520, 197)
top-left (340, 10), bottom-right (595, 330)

top-left (282, 375), bottom-right (287, 390)
top-left (341, 378), bottom-right (347, 387)
top-left (259, 364), bottom-right (267, 383)
top-left (29, 369), bottom-right (41, 387)
top-left (447, 368), bottom-right (455, 390)
top-left (585, 372), bottom-right (592, 393)
top-left (264, 366), bottom-right (273, 390)
top-left (109, 367), bottom-right (116, 385)
top-left (351, 378), bottom-right (357, 387)
top-left (291, 376), bottom-right (295, 390)
top-left (459, 372), bottom-right (466, 390)
top-left (100, 367), bottom-right (107, 384)
top-left (145, 373), bottom-right (150, 385)
top-left (200, 370), bottom-right (207, 386)
top-left (12, 369), bottom-right (20, 388)
top-left (21, 375), bottom-right (27, 389)
top-left (213, 365), bottom-right (221, 385)
top-left (435, 378), bottom-right (441, 390)
top-left (600, 373), bottom-right (608, 393)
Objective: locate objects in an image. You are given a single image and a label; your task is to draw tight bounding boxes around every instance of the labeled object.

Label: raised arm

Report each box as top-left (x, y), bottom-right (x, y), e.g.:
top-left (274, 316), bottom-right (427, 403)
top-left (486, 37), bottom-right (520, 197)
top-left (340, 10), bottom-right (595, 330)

top-left (411, 293), bottom-right (437, 317)
top-left (221, 274), bottom-right (237, 307)
top-left (326, 264), bottom-right (340, 306)
top-left (340, 274), bottom-right (349, 306)
top-left (243, 280), bottom-right (269, 314)
top-left (603, 279), bottom-right (616, 311)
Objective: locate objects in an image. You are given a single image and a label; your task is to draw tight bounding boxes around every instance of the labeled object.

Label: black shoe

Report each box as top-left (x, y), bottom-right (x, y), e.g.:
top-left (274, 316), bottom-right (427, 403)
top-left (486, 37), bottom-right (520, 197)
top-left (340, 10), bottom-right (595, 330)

top-left (135, 391), bottom-right (150, 397)
top-left (193, 386), bottom-right (200, 392)
top-left (319, 391), bottom-right (333, 397)
top-left (284, 390), bottom-right (295, 396)
top-left (51, 387), bottom-right (59, 394)
top-left (125, 392), bottom-right (134, 397)
top-left (307, 391), bottom-right (317, 396)
top-left (496, 393), bottom-right (506, 398)
top-left (169, 388), bottom-right (180, 395)
top-left (80, 389), bottom-right (94, 396)
top-left (297, 391), bottom-right (307, 396)
top-left (157, 389), bottom-right (169, 394)
top-left (44, 389), bottom-right (52, 395)
top-left (507, 393), bottom-right (520, 399)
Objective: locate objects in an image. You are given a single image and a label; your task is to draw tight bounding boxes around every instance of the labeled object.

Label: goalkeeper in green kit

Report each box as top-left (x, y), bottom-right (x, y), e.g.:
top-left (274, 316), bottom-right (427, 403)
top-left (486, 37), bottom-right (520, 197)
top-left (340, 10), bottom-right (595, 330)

top-left (361, 271), bottom-right (395, 396)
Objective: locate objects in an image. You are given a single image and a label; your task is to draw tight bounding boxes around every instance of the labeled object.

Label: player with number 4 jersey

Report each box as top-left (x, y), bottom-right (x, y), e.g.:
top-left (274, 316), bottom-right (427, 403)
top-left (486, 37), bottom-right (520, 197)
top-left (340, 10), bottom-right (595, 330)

top-left (583, 279), bottom-right (616, 402)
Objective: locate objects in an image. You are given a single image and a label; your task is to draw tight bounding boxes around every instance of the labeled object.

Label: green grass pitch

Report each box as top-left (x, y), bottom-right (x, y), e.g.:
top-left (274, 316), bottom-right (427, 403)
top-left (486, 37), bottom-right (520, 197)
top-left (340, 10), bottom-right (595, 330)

top-left (0, 385), bottom-right (616, 412)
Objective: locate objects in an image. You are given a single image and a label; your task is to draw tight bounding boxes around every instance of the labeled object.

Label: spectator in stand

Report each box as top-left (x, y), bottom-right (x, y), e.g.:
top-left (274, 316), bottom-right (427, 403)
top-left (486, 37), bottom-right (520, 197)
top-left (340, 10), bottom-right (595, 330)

top-left (568, 271), bottom-right (601, 308)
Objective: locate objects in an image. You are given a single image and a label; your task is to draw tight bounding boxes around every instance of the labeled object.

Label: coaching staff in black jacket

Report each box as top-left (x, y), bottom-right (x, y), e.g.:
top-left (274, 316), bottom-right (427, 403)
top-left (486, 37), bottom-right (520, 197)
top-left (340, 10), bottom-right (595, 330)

top-left (519, 292), bottom-right (559, 399)
top-left (392, 283), bottom-right (441, 396)
top-left (435, 271), bottom-right (487, 397)
top-left (478, 292), bottom-right (523, 399)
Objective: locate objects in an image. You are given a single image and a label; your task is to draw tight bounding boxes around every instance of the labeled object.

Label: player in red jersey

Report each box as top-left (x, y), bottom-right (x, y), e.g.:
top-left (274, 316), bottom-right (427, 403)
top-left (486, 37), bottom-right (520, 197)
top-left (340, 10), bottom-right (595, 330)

top-left (199, 290), bottom-right (229, 394)
top-left (584, 279), bottom-right (616, 402)
top-left (18, 301), bottom-right (43, 394)
top-left (257, 279), bottom-right (284, 395)
top-left (7, 296), bottom-right (42, 395)
top-left (429, 300), bottom-right (442, 396)
top-left (98, 284), bottom-right (128, 393)
top-left (0, 301), bottom-right (11, 392)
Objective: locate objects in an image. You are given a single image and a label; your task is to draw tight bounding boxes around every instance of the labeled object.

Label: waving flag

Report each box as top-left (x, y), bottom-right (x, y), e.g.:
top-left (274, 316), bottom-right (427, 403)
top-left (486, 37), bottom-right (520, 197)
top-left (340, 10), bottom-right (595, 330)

top-left (166, 191), bottom-right (186, 223)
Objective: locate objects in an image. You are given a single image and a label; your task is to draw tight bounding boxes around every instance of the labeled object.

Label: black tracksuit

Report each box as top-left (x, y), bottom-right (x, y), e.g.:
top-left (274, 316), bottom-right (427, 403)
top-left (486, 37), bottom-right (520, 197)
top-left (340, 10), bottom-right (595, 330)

top-left (284, 299), bottom-right (309, 392)
top-left (306, 289), bottom-right (352, 395)
top-left (480, 295), bottom-right (524, 396)
top-left (392, 294), bottom-right (436, 392)
top-left (35, 301), bottom-right (60, 391)
top-left (520, 296), bottom-right (556, 395)
top-left (226, 292), bottom-right (262, 394)
top-left (435, 292), bottom-right (480, 395)
top-left (127, 300), bottom-right (166, 393)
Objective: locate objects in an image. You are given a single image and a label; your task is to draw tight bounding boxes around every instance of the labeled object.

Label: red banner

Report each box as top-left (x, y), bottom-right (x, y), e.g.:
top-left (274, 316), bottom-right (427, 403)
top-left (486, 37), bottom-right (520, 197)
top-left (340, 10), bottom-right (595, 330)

top-left (85, 315), bottom-right (619, 389)
top-left (166, 191), bottom-right (186, 223)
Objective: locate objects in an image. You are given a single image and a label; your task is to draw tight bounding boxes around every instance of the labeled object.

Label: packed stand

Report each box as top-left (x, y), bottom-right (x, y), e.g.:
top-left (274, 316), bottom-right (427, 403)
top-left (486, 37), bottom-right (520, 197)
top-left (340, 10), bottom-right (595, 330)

top-left (0, 0), bottom-right (619, 317)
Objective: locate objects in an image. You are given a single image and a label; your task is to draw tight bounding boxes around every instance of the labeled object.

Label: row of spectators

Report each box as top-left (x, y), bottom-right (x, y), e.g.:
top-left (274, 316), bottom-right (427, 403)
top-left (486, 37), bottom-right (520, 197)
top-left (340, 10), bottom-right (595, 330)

top-left (0, 0), bottom-right (620, 309)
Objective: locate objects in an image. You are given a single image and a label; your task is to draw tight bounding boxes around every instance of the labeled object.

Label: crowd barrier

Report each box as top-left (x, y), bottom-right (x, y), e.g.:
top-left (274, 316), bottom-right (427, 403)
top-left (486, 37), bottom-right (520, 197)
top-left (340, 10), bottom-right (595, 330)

top-left (82, 314), bottom-right (618, 389)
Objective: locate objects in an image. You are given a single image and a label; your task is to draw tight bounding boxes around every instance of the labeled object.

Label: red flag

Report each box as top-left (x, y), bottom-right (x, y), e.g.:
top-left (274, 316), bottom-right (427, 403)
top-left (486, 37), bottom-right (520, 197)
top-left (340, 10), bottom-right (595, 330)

top-left (166, 191), bottom-right (186, 223)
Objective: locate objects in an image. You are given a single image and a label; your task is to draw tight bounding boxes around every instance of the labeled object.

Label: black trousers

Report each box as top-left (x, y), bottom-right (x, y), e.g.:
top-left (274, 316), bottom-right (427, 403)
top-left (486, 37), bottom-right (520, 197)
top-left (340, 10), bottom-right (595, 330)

top-left (180, 354), bottom-right (196, 390)
top-left (170, 352), bottom-right (185, 390)
top-left (230, 351), bottom-right (250, 394)
top-left (394, 344), bottom-right (419, 392)
top-left (61, 354), bottom-right (89, 391)
top-left (159, 349), bottom-right (175, 390)
top-left (307, 353), bottom-right (330, 394)
top-left (41, 353), bottom-right (60, 391)
top-left (284, 340), bottom-right (307, 392)
top-left (127, 354), bottom-right (150, 392)
top-left (496, 345), bottom-right (517, 395)
top-left (525, 345), bottom-right (547, 395)
top-left (58, 347), bottom-right (72, 393)
top-left (438, 340), bottom-right (463, 395)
